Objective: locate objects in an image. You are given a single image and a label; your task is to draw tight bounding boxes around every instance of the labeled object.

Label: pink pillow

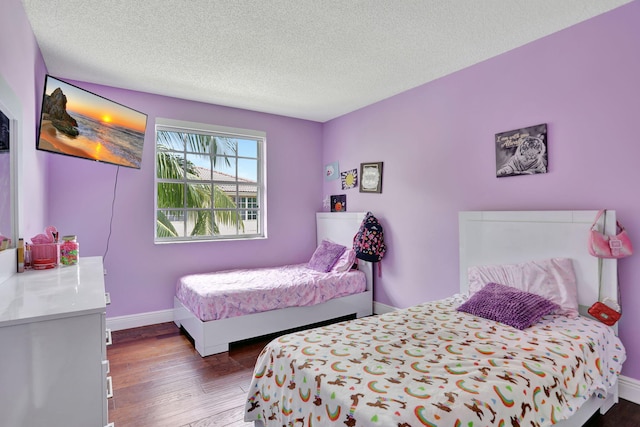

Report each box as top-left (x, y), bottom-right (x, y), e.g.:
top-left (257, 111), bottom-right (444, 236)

top-left (332, 249), bottom-right (356, 273)
top-left (307, 240), bottom-right (346, 272)
top-left (468, 258), bottom-right (578, 318)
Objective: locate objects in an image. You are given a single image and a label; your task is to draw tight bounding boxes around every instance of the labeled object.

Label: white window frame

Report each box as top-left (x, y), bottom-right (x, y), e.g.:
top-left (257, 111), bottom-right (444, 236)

top-left (154, 118), bottom-right (266, 243)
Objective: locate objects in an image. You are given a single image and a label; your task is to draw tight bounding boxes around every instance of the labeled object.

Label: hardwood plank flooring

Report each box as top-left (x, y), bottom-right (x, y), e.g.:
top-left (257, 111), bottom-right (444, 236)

top-left (107, 322), bottom-right (639, 427)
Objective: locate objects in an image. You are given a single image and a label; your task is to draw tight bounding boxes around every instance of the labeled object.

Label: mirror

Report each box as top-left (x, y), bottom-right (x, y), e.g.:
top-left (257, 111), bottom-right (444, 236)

top-left (0, 107), bottom-right (12, 249)
top-left (0, 74), bottom-right (20, 259)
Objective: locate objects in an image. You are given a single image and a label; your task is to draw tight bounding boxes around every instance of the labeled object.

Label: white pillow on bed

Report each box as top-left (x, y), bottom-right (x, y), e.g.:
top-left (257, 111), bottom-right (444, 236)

top-left (468, 258), bottom-right (579, 318)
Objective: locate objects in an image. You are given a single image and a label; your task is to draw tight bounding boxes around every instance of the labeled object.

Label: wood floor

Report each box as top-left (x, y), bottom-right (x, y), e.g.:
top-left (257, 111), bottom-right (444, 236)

top-left (107, 322), bottom-right (639, 427)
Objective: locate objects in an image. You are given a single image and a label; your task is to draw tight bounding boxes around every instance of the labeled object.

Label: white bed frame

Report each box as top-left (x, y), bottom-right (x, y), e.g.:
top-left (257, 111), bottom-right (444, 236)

top-left (250, 210), bottom-right (620, 427)
top-left (459, 210), bottom-right (620, 426)
top-left (174, 212), bottom-right (373, 357)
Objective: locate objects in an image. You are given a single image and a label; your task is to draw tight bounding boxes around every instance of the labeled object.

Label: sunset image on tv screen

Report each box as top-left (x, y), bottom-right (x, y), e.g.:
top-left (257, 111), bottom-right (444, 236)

top-left (37, 75), bottom-right (147, 169)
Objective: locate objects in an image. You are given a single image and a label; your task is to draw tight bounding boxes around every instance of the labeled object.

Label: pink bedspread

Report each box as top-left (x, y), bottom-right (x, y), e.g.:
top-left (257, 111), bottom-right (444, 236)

top-left (176, 264), bottom-right (367, 321)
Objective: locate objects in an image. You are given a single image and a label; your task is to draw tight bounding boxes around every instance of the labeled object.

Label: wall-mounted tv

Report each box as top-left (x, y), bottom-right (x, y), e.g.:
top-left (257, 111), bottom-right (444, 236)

top-left (37, 75), bottom-right (147, 169)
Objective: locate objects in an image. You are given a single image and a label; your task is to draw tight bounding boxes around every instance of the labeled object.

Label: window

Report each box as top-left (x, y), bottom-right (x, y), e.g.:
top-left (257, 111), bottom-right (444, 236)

top-left (235, 196), bottom-right (258, 220)
top-left (155, 118), bottom-right (265, 243)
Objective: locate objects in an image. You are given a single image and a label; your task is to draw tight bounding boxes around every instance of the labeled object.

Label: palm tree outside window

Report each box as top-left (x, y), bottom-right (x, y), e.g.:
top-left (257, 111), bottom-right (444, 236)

top-left (155, 118), bottom-right (265, 242)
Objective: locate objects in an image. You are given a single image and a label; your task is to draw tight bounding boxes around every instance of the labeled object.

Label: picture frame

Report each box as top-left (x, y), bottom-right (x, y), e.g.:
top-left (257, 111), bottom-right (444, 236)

top-left (0, 109), bottom-right (9, 152)
top-left (359, 162), bottom-right (383, 193)
top-left (340, 168), bottom-right (358, 190)
top-left (495, 123), bottom-right (547, 178)
top-left (330, 194), bottom-right (347, 212)
top-left (324, 161), bottom-right (339, 181)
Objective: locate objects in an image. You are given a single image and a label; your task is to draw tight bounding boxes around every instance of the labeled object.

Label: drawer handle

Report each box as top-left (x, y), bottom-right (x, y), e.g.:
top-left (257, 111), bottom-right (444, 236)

top-left (103, 359), bottom-right (110, 374)
top-left (105, 292), bottom-right (111, 305)
top-left (106, 328), bottom-right (112, 346)
top-left (106, 376), bottom-right (114, 399)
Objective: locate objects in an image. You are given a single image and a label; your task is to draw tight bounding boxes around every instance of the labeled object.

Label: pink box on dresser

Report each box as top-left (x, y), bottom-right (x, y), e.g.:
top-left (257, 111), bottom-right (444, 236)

top-left (30, 243), bottom-right (59, 269)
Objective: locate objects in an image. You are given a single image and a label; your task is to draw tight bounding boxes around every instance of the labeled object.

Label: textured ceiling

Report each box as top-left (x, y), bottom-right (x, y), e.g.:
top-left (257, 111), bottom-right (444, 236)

top-left (21, 0), bottom-right (632, 122)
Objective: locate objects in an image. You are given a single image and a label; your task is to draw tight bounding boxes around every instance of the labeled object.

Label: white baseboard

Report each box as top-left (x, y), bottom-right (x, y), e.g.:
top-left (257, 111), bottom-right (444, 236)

top-left (373, 301), bottom-right (397, 315)
top-left (106, 308), bottom-right (174, 331)
top-left (620, 375), bottom-right (640, 404)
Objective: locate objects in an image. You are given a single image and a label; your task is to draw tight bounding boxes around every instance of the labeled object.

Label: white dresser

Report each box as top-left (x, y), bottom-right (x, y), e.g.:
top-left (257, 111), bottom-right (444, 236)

top-left (0, 256), bottom-right (113, 427)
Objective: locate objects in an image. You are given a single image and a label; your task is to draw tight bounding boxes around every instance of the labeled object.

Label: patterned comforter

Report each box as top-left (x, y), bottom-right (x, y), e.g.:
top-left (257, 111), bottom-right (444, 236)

top-left (244, 298), bottom-right (625, 426)
top-left (176, 264), bottom-right (366, 321)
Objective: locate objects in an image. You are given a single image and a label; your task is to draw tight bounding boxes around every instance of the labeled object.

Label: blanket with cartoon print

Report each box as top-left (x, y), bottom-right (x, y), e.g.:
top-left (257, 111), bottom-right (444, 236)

top-left (244, 298), bottom-right (625, 426)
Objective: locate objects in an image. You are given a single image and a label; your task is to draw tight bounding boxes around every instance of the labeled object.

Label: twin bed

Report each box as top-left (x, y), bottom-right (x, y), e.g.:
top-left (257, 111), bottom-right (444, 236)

top-left (242, 210), bottom-right (626, 427)
top-left (173, 212), bottom-right (374, 357)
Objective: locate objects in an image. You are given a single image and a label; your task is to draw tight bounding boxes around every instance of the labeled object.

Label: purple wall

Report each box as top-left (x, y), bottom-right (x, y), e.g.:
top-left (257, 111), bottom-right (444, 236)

top-left (322, 2), bottom-right (640, 379)
top-left (44, 84), bottom-right (324, 318)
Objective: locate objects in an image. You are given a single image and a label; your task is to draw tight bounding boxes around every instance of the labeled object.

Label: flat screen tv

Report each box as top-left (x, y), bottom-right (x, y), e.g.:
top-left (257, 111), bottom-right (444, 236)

top-left (37, 75), bottom-right (147, 169)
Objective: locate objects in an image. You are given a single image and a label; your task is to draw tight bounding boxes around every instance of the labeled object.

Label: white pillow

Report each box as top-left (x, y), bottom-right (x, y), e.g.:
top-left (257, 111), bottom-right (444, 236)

top-left (467, 258), bottom-right (579, 318)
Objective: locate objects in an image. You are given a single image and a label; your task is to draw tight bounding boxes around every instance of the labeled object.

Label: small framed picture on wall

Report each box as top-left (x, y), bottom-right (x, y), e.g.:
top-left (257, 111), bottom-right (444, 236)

top-left (495, 123), bottom-right (547, 178)
top-left (0, 109), bottom-right (10, 152)
top-left (359, 162), bottom-right (383, 193)
top-left (331, 194), bottom-right (347, 212)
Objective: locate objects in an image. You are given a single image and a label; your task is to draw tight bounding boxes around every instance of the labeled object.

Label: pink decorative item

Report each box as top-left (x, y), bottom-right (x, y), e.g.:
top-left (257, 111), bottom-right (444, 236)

top-left (30, 226), bottom-right (60, 269)
top-left (31, 225), bottom-right (59, 244)
top-left (30, 243), bottom-right (59, 269)
top-left (588, 210), bottom-right (633, 259)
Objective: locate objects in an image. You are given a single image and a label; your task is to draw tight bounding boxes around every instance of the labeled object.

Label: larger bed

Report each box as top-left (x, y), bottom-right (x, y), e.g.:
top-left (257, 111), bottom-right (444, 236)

top-left (244, 210), bottom-right (626, 427)
top-left (174, 212), bottom-right (374, 357)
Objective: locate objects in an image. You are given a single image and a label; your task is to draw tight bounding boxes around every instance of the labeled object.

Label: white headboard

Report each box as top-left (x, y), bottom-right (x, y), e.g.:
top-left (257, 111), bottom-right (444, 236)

top-left (316, 212), bottom-right (373, 291)
top-left (459, 211), bottom-right (618, 314)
